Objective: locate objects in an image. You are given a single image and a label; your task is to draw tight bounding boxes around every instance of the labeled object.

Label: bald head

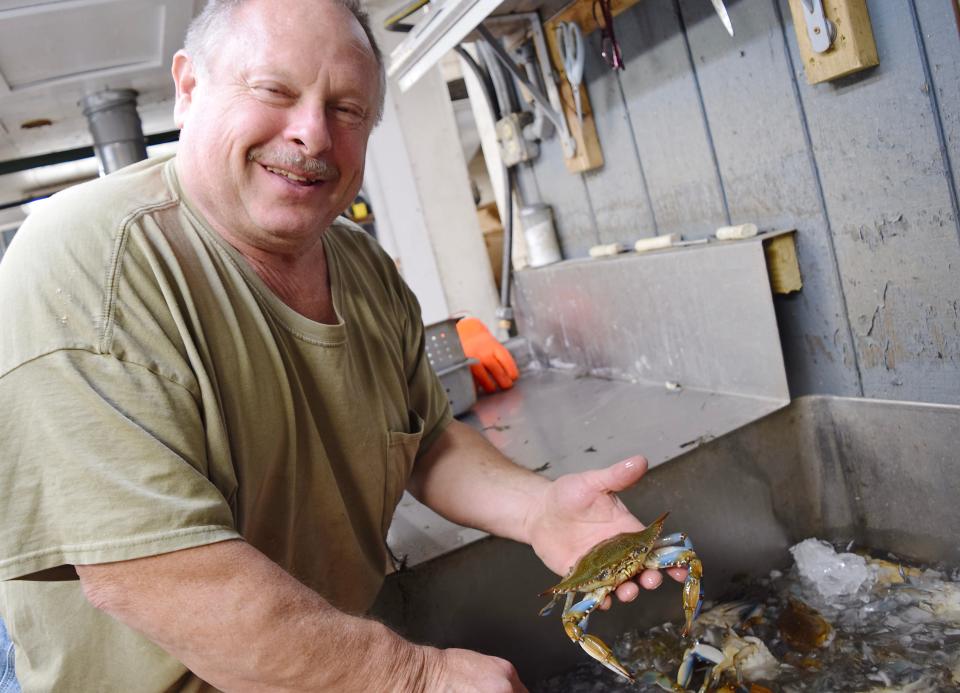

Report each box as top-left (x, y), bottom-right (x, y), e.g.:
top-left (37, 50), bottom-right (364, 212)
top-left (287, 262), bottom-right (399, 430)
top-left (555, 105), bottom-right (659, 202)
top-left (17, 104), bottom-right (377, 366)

top-left (183, 0), bottom-right (385, 123)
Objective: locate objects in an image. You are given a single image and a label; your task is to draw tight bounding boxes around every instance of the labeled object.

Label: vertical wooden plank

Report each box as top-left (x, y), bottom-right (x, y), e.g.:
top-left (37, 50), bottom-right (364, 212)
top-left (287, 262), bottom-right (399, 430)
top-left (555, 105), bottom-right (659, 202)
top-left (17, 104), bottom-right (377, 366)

top-left (677, 0), bottom-right (862, 396)
top-left (784, 0), bottom-right (960, 403)
top-left (914, 0), bottom-right (960, 224)
top-left (580, 28), bottom-right (658, 246)
top-left (615, 0), bottom-right (727, 239)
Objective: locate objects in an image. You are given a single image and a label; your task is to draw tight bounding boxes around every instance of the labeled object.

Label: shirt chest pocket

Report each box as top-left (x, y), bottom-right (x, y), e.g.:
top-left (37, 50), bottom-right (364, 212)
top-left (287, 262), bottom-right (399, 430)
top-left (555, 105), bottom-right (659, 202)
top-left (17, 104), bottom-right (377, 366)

top-left (381, 411), bottom-right (424, 536)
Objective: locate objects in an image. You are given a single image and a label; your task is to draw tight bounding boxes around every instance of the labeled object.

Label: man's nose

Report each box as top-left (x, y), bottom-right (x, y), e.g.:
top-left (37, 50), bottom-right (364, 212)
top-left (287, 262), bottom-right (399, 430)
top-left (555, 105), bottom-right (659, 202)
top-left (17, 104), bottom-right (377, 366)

top-left (287, 106), bottom-right (333, 155)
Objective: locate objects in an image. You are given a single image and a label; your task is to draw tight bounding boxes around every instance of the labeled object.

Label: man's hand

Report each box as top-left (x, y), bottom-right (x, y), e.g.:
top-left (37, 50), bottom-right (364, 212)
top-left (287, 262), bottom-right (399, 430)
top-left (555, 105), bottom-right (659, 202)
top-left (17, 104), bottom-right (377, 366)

top-left (424, 648), bottom-right (528, 692)
top-left (522, 455), bottom-right (686, 605)
top-left (456, 317), bottom-right (519, 393)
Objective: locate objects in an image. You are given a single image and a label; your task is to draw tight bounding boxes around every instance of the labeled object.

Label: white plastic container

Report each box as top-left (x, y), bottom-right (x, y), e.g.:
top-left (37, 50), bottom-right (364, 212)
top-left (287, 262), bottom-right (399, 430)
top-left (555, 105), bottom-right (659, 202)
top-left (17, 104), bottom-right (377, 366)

top-left (520, 204), bottom-right (562, 267)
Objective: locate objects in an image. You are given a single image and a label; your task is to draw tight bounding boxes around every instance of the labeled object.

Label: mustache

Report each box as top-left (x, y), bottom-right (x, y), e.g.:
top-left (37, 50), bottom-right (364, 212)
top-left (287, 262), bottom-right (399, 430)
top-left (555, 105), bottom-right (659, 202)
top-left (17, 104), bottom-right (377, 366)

top-left (248, 148), bottom-right (340, 182)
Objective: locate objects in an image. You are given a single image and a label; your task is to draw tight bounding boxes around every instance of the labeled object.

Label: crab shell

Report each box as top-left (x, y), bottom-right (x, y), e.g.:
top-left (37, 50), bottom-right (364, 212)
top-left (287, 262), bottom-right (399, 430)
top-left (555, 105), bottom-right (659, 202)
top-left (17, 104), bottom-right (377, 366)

top-left (541, 512), bottom-right (670, 597)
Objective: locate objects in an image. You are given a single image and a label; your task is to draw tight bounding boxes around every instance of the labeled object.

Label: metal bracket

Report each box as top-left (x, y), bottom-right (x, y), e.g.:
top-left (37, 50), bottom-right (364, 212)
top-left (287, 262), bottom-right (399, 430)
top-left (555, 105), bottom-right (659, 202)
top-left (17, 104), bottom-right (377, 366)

top-left (800, 0), bottom-right (837, 53)
top-left (475, 20), bottom-right (577, 158)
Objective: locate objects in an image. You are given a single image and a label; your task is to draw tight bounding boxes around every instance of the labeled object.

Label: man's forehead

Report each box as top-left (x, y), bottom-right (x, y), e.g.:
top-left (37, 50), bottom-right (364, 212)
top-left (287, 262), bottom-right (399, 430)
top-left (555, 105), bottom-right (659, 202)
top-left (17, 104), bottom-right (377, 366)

top-left (236, 0), bottom-right (367, 41)
top-left (226, 0), bottom-right (376, 65)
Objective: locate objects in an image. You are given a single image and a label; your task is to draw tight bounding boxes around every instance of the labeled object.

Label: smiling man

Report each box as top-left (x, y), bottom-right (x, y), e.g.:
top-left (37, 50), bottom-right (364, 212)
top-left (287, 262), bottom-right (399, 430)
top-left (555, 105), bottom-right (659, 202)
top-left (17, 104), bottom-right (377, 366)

top-left (0, 1), bottom-right (673, 690)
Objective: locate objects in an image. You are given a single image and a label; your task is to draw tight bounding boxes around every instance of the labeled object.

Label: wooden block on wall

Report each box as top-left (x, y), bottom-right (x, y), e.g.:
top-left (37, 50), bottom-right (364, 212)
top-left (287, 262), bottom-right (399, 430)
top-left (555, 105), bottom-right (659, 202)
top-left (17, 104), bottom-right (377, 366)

top-left (544, 9), bottom-right (605, 173)
top-left (763, 231), bottom-right (803, 295)
top-left (786, 0), bottom-right (879, 84)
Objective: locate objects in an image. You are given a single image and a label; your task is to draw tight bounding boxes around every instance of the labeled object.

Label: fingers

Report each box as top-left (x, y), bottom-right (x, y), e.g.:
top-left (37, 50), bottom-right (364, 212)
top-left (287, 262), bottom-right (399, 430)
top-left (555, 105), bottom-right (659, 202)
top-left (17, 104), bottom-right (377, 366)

top-left (614, 580), bottom-right (640, 602)
top-left (589, 456), bottom-right (649, 494)
top-left (610, 568), bottom-right (684, 603)
top-left (666, 566), bottom-right (687, 583)
top-left (469, 362), bottom-right (497, 394)
top-left (494, 343), bottom-right (520, 381)
top-left (638, 569), bottom-right (664, 590)
top-left (483, 353), bottom-right (515, 390)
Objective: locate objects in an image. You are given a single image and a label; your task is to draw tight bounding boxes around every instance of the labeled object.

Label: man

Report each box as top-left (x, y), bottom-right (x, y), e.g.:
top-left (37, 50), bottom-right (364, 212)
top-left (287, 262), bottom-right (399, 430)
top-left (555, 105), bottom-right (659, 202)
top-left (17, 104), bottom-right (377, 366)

top-left (0, 0), bottom-right (677, 689)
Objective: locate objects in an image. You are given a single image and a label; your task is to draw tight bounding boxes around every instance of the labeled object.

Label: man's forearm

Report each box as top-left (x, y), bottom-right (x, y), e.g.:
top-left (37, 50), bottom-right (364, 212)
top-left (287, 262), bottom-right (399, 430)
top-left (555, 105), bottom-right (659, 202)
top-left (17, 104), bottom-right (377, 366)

top-left (77, 539), bottom-right (427, 692)
top-left (407, 420), bottom-right (549, 544)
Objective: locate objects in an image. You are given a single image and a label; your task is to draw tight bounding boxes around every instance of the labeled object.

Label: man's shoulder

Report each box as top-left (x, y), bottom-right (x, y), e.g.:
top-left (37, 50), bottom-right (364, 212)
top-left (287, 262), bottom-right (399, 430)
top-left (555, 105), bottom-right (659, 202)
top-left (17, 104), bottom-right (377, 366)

top-left (46, 155), bottom-right (177, 229)
top-left (325, 217), bottom-right (401, 286)
top-left (0, 156), bottom-right (182, 375)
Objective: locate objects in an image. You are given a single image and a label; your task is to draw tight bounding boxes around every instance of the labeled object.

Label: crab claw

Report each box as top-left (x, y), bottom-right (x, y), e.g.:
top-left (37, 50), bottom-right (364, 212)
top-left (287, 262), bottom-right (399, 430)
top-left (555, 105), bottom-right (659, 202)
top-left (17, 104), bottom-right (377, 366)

top-left (647, 540), bottom-right (704, 636)
top-left (577, 633), bottom-right (634, 681)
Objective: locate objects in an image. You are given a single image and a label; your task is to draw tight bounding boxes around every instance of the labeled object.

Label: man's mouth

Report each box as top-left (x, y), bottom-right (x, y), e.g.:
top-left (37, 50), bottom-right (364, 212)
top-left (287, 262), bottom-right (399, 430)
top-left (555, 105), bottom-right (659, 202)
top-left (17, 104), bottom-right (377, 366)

top-left (263, 165), bottom-right (320, 186)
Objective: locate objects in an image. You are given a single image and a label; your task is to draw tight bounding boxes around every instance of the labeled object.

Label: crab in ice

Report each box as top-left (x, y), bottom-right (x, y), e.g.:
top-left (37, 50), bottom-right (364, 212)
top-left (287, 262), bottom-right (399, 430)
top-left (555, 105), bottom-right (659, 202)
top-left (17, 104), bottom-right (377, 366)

top-left (538, 511), bottom-right (703, 681)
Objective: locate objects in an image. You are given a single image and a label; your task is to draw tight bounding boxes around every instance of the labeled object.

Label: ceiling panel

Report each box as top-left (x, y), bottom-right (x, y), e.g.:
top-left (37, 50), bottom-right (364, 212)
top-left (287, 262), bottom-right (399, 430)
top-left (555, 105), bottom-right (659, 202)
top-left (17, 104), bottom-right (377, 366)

top-left (0, 0), bottom-right (199, 161)
top-left (0, 1), bottom-right (162, 90)
top-left (0, 0), bottom-right (203, 206)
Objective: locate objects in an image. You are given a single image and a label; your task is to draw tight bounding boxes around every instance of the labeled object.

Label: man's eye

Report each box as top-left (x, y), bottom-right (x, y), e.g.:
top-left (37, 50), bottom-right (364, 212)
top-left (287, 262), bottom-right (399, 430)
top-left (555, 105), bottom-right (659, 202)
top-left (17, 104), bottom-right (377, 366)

top-left (333, 106), bottom-right (365, 124)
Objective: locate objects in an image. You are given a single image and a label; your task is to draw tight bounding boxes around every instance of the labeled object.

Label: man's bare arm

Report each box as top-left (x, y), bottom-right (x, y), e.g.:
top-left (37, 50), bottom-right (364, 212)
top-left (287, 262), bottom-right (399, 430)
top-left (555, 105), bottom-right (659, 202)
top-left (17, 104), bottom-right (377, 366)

top-left (76, 539), bottom-right (524, 692)
top-left (407, 419), bottom-right (549, 544)
top-left (409, 420), bottom-right (682, 598)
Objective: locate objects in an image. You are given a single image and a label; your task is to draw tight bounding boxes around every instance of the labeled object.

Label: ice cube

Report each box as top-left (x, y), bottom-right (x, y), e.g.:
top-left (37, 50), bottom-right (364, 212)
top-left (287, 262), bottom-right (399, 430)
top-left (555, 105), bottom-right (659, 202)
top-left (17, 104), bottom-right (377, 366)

top-left (789, 538), bottom-right (874, 599)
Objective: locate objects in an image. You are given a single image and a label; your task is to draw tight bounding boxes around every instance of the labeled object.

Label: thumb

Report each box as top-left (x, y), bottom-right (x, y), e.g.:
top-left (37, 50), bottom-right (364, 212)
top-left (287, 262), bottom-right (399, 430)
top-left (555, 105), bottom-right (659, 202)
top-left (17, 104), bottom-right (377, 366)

top-left (593, 456), bottom-right (649, 493)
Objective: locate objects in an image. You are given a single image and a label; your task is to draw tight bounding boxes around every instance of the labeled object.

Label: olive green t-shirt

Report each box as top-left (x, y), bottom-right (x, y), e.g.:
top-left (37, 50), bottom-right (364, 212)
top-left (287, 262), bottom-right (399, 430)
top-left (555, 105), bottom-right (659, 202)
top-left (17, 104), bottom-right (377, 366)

top-left (0, 155), bottom-right (452, 691)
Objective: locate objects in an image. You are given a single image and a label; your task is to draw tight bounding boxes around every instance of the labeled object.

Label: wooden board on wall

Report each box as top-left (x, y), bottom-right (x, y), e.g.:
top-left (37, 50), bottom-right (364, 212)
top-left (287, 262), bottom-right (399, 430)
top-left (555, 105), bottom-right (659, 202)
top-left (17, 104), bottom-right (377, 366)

top-left (575, 11), bottom-right (658, 246)
top-left (676, 0), bottom-right (861, 396)
top-left (522, 0), bottom-right (960, 402)
top-left (915, 0), bottom-right (960, 206)
top-left (617, 0), bottom-right (728, 240)
top-left (783, 0), bottom-right (960, 403)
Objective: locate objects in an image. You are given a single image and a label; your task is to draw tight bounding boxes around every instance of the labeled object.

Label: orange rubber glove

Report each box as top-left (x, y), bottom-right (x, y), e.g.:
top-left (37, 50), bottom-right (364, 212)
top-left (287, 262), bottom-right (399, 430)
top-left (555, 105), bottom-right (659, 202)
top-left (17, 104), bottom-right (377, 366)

top-left (456, 317), bottom-right (520, 393)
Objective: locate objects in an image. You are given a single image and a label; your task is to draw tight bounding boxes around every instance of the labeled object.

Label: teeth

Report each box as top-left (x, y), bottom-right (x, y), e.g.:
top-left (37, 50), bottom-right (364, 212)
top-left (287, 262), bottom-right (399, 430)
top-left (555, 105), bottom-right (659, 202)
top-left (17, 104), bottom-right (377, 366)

top-left (265, 166), bottom-right (313, 183)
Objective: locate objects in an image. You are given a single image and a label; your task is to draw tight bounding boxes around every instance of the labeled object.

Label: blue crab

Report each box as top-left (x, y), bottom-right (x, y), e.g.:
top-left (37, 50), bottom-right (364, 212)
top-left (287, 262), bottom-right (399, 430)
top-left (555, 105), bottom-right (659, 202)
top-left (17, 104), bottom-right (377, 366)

top-left (538, 511), bottom-right (704, 681)
top-left (675, 630), bottom-right (780, 692)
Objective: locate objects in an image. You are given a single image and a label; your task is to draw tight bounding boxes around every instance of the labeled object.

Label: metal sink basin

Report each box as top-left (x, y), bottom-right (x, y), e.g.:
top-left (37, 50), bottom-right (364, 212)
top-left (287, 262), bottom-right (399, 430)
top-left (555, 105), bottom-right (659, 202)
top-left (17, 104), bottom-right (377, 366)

top-left (372, 395), bottom-right (960, 685)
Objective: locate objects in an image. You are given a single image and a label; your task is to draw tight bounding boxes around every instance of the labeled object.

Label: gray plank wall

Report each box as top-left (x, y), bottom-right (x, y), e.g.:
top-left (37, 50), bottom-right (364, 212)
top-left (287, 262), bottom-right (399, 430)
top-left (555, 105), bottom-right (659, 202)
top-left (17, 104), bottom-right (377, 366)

top-left (517, 0), bottom-right (960, 404)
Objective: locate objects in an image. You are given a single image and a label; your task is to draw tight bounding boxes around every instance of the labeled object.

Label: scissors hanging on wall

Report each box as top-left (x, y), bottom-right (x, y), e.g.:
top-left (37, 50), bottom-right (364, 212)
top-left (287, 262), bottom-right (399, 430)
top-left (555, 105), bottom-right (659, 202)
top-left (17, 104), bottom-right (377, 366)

top-left (556, 21), bottom-right (585, 123)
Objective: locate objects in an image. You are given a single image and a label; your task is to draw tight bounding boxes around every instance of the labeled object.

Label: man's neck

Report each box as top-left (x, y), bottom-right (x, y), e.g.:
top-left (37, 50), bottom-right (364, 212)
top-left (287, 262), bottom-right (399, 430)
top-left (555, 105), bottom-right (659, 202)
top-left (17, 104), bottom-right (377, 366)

top-left (241, 240), bottom-right (338, 324)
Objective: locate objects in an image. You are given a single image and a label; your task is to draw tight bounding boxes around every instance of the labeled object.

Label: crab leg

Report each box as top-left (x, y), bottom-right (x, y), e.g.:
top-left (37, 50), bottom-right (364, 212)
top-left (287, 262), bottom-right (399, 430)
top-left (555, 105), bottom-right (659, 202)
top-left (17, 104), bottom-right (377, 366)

top-left (647, 540), bottom-right (704, 636)
top-left (560, 589), bottom-right (634, 681)
top-left (677, 641), bottom-right (725, 691)
top-left (637, 670), bottom-right (686, 692)
top-left (654, 532), bottom-right (687, 548)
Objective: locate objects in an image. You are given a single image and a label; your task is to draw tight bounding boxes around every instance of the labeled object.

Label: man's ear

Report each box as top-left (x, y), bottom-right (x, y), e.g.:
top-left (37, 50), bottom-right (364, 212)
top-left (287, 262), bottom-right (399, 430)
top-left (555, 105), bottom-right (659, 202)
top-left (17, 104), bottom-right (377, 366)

top-left (171, 50), bottom-right (197, 128)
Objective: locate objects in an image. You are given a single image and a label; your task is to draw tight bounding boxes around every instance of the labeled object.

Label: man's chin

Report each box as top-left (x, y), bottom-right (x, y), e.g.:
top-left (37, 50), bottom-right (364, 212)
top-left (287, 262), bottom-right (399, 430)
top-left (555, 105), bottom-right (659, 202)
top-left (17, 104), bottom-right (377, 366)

top-left (252, 211), bottom-right (335, 241)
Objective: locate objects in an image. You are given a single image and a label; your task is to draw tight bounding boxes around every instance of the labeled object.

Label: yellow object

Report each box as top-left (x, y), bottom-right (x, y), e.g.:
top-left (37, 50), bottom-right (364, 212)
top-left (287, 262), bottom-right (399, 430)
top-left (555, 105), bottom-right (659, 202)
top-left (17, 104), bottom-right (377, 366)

top-left (786, 0), bottom-right (878, 84)
top-left (350, 201), bottom-right (369, 220)
top-left (763, 231), bottom-right (803, 295)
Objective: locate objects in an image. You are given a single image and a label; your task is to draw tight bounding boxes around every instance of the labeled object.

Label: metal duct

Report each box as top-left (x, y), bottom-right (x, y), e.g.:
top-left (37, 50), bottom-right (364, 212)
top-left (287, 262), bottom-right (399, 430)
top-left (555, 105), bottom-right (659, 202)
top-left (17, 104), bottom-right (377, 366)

top-left (80, 89), bottom-right (148, 175)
